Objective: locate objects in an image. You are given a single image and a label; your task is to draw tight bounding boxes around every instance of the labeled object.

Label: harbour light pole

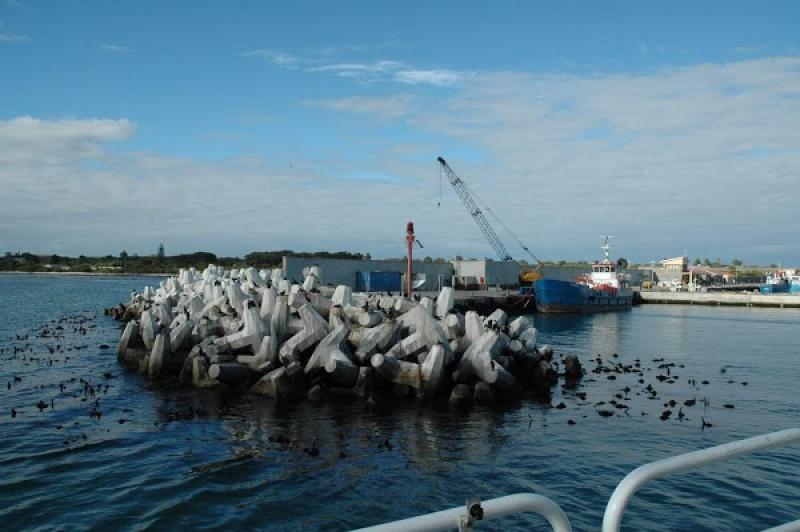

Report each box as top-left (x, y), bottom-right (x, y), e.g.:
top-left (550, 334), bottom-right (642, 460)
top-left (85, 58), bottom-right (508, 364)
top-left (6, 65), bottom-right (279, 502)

top-left (406, 221), bottom-right (415, 299)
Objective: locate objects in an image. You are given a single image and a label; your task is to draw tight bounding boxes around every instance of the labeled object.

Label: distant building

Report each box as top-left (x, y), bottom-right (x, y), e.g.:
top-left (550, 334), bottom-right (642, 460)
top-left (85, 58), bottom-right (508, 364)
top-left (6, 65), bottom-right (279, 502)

top-left (660, 256), bottom-right (688, 271)
top-left (282, 255), bottom-right (521, 292)
top-left (282, 255), bottom-right (454, 292)
top-left (451, 259), bottom-right (521, 289)
top-left (688, 267), bottom-right (723, 286)
top-left (44, 264), bottom-right (71, 271)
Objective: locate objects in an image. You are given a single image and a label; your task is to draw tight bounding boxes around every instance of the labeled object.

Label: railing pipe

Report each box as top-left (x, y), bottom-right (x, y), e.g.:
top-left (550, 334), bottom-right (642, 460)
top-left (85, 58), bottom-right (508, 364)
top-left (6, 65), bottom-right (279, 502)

top-left (761, 520), bottom-right (800, 532)
top-left (353, 492), bottom-right (572, 532)
top-left (602, 428), bottom-right (800, 532)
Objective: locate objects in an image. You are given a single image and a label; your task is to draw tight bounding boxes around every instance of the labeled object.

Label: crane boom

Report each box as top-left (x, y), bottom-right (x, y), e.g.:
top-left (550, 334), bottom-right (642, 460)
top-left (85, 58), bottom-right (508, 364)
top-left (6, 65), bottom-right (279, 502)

top-left (437, 156), bottom-right (514, 261)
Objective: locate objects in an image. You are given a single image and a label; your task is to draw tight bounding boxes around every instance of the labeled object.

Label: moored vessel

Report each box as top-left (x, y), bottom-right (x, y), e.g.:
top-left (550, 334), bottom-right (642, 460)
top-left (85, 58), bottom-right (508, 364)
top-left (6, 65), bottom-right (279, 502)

top-left (760, 270), bottom-right (791, 294)
top-left (534, 237), bottom-right (633, 313)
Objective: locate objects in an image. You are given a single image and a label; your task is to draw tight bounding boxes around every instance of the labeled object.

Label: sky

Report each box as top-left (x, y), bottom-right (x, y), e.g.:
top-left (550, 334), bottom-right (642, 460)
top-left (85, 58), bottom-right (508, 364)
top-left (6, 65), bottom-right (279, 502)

top-left (1, 1), bottom-right (799, 264)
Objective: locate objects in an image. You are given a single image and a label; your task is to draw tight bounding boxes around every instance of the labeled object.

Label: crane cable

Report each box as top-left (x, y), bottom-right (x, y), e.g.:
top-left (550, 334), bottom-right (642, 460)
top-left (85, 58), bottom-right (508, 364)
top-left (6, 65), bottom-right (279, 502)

top-left (464, 178), bottom-right (542, 265)
top-left (437, 160), bottom-right (542, 265)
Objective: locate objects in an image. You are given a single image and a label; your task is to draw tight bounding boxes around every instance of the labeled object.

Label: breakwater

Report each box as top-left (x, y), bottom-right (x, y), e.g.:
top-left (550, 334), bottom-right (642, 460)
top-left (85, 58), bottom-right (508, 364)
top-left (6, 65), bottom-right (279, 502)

top-left (637, 290), bottom-right (800, 308)
top-left (109, 265), bottom-right (575, 405)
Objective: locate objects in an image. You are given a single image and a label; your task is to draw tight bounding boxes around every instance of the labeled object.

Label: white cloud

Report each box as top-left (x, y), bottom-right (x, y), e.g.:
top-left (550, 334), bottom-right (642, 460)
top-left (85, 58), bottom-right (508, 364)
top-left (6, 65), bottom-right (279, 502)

top-left (302, 95), bottom-right (413, 118)
top-left (0, 31), bottom-right (28, 42)
top-left (242, 49), bottom-right (299, 67)
top-left (406, 57), bottom-right (800, 261)
top-left (732, 45), bottom-right (765, 54)
top-left (0, 115), bottom-right (422, 257)
top-left (308, 60), bottom-right (404, 75)
top-left (3, 55), bottom-right (800, 263)
top-left (100, 43), bottom-right (134, 53)
top-left (0, 116), bottom-right (135, 165)
top-left (393, 69), bottom-right (468, 87)
top-left (244, 48), bottom-right (467, 87)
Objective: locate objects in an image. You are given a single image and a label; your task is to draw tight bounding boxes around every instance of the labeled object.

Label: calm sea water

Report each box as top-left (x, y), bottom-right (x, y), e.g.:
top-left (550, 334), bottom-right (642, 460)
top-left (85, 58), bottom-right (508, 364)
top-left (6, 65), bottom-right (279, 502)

top-left (1, 274), bottom-right (799, 531)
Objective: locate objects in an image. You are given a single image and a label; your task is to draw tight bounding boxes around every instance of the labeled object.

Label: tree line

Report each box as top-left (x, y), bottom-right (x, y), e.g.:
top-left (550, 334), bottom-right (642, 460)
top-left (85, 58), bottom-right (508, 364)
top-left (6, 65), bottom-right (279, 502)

top-left (0, 249), bottom-right (371, 274)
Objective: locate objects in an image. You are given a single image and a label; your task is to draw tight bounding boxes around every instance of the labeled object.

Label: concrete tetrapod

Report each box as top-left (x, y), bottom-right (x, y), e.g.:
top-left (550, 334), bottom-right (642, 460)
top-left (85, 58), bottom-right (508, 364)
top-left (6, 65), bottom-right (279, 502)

top-left (305, 323), bottom-right (350, 378)
top-left (464, 311), bottom-right (483, 345)
top-left (253, 335), bottom-right (278, 367)
top-left (251, 362), bottom-right (304, 400)
top-left (484, 308), bottom-right (508, 329)
top-left (148, 331), bottom-right (171, 377)
top-left (140, 308), bottom-right (159, 351)
top-left (455, 330), bottom-right (504, 383)
top-left (242, 299), bottom-right (269, 338)
top-left (117, 320), bottom-right (140, 363)
top-left (371, 353), bottom-right (422, 390)
top-left (227, 282), bottom-right (248, 315)
top-left (270, 295), bottom-right (290, 344)
top-left (435, 287), bottom-right (455, 318)
top-left (354, 321), bottom-right (398, 364)
top-left (259, 286), bottom-right (277, 322)
top-left (208, 363), bottom-right (258, 385)
top-left (508, 316), bottom-right (532, 338)
top-left (444, 313), bottom-right (464, 341)
top-left (279, 304), bottom-right (328, 365)
top-left (421, 344), bottom-right (446, 392)
top-left (169, 319), bottom-right (193, 355)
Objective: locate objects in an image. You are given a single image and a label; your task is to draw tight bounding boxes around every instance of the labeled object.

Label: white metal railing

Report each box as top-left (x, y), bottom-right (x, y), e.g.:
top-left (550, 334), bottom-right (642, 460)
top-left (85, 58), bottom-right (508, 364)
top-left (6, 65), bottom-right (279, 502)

top-left (352, 493), bottom-right (572, 532)
top-left (602, 428), bottom-right (800, 532)
top-left (353, 429), bottom-right (800, 532)
top-left (762, 521), bottom-right (800, 532)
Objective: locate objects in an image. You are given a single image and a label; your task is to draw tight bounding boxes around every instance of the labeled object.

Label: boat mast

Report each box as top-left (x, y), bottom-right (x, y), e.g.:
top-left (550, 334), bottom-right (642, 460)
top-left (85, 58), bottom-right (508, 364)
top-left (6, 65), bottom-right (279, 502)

top-left (601, 235), bottom-right (614, 264)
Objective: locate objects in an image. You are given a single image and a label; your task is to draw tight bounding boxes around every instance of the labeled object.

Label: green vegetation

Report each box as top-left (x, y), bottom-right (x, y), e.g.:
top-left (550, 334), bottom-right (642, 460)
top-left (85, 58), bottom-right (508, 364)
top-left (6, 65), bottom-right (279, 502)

top-left (1, 250), bottom-right (228, 274)
top-left (0, 249), bottom-right (371, 274)
top-left (545, 260), bottom-right (592, 267)
top-left (243, 250), bottom-right (369, 268)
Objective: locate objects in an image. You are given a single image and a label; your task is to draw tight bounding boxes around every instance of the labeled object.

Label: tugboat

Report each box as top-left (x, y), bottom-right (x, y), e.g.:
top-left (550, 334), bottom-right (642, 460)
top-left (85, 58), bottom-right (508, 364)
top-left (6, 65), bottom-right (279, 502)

top-left (534, 236), bottom-right (633, 313)
top-left (760, 270), bottom-right (791, 294)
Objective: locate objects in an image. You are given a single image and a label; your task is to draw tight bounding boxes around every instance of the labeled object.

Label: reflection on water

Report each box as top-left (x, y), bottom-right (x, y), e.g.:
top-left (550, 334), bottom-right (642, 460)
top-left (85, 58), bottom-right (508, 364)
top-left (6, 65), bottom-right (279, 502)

top-left (535, 311), bottom-right (626, 356)
top-left (1, 275), bottom-right (799, 531)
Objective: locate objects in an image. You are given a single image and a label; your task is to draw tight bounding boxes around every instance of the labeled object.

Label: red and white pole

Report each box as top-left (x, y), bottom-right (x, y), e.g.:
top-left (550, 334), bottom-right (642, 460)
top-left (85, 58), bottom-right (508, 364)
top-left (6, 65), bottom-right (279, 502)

top-left (406, 221), bottom-right (415, 299)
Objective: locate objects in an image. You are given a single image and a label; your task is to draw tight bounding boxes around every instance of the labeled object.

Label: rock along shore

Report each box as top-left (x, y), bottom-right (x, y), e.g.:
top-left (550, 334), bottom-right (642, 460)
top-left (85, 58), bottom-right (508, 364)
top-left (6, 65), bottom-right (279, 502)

top-left (108, 264), bottom-right (582, 406)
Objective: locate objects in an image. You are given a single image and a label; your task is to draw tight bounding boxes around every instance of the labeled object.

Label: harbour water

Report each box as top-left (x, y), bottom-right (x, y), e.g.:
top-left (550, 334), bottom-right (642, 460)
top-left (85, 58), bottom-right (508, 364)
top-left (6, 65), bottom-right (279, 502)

top-left (1, 274), bottom-right (799, 531)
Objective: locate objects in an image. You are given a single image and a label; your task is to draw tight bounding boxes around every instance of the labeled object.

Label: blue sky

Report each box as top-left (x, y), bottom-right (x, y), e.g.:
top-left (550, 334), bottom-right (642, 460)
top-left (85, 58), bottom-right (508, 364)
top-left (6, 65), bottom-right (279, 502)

top-left (1, 1), bottom-right (799, 264)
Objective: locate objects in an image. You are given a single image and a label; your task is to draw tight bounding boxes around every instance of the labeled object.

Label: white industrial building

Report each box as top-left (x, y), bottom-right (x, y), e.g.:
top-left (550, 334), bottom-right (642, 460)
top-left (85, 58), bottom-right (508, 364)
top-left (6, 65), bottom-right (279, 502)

top-left (449, 259), bottom-right (521, 289)
top-left (283, 255), bottom-right (522, 292)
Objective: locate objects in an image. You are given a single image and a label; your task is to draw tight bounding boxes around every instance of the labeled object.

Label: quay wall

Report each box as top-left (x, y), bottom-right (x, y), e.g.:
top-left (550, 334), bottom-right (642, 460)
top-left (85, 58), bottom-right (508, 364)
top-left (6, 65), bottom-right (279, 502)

top-left (637, 290), bottom-right (800, 308)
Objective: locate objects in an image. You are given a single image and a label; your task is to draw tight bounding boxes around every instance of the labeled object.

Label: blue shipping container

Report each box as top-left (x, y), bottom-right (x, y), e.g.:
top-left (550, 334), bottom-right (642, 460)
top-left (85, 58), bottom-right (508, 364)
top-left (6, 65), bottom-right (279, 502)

top-left (355, 271), bottom-right (402, 292)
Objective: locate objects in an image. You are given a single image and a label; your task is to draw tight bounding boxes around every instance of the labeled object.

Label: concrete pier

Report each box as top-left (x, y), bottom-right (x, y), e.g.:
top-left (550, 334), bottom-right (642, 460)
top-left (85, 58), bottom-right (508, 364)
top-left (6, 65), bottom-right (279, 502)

top-left (637, 290), bottom-right (800, 308)
top-left (414, 290), bottom-right (535, 315)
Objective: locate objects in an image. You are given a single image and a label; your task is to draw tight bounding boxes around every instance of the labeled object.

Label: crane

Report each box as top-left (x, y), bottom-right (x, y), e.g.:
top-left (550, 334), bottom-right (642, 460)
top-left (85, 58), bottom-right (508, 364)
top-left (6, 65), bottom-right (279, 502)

top-left (437, 156), bottom-right (540, 266)
top-left (437, 156), bottom-right (513, 261)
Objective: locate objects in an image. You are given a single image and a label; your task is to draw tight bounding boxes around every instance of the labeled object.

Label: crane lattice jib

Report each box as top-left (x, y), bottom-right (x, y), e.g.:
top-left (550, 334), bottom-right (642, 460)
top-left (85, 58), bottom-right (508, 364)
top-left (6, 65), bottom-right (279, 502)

top-left (437, 156), bottom-right (514, 261)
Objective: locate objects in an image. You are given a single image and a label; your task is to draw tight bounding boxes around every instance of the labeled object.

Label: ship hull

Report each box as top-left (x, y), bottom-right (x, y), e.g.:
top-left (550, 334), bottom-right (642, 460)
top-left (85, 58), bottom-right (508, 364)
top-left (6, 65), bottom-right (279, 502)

top-left (534, 279), bottom-right (633, 313)
top-left (760, 282), bottom-right (791, 294)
